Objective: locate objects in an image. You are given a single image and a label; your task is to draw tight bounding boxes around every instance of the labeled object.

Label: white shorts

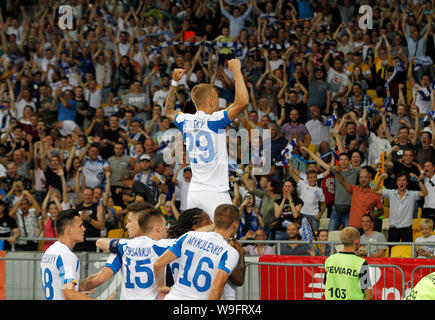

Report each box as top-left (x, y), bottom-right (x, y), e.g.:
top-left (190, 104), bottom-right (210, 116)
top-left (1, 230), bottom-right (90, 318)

top-left (59, 120), bottom-right (81, 136)
top-left (186, 190), bottom-right (232, 221)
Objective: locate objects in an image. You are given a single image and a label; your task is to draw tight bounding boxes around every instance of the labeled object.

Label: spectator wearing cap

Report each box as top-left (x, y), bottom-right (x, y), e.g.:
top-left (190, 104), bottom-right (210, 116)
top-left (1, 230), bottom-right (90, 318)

top-left (307, 64), bottom-right (331, 115)
top-left (133, 153), bottom-right (166, 204)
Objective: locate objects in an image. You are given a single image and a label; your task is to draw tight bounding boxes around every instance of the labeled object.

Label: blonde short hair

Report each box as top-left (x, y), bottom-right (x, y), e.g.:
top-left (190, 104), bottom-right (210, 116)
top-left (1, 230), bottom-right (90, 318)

top-left (420, 219), bottom-right (434, 230)
top-left (340, 227), bottom-right (360, 246)
top-left (190, 83), bottom-right (217, 110)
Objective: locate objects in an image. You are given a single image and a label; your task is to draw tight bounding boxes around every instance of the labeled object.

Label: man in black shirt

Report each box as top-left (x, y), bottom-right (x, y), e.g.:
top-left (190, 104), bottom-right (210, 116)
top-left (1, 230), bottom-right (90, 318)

top-left (74, 187), bottom-right (105, 252)
top-left (74, 86), bottom-right (91, 128)
top-left (0, 200), bottom-right (20, 250)
top-left (102, 114), bottom-right (123, 159)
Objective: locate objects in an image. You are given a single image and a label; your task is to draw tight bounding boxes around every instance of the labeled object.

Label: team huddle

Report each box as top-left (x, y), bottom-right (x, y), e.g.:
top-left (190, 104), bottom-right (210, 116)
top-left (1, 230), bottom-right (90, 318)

top-left (39, 59), bottom-right (249, 300)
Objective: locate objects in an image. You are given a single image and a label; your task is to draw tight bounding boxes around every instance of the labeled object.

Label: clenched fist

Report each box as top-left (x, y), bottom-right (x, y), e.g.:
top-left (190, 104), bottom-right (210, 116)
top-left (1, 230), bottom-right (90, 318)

top-left (227, 59), bottom-right (242, 74)
top-left (172, 68), bottom-right (185, 82)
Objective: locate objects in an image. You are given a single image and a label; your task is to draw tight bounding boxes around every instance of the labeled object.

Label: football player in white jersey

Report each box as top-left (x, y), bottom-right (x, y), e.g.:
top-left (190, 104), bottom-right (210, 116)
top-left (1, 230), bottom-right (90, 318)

top-left (40, 209), bottom-right (115, 300)
top-left (154, 204), bottom-right (241, 300)
top-left (95, 203), bottom-right (176, 300)
top-left (165, 60), bottom-right (249, 221)
top-left (79, 202), bottom-right (154, 293)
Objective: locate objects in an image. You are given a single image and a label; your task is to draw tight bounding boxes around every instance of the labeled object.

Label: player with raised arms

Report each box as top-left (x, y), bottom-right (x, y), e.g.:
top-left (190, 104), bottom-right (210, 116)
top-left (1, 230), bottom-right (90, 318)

top-left (153, 203), bottom-right (241, 300)
top-left (164, 60), bottom-right (249, 221)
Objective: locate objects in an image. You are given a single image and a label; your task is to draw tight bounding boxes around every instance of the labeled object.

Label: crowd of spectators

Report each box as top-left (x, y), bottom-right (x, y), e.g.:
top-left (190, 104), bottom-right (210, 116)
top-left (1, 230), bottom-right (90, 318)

top-left (0, 0), bottom-right (434, 257)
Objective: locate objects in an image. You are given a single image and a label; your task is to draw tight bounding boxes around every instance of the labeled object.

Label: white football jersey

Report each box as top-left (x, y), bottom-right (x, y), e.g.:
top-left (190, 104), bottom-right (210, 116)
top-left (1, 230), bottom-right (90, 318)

top-left (108, 236), bottom-right (176, 300)
top-left (40, 241), bottom-right (80, 300)
top-left (174, 110), bottom-right (231, 192)
top-left (165, 231), bottom-right (239, 300)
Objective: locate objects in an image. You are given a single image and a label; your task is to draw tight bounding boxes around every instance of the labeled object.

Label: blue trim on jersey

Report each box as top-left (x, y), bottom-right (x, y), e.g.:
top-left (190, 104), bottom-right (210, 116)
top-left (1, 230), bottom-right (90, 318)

top-left (56, 255), bottom-right (65, 285)
top-left (218, 250), bottom-right (231, 274)
top-left (56, 255), bottom-right (74, 285)
top-left (109, 239), bottom-right (120, 254)
top-left (104, 254), bottom-right (122, 274)
top-left (152, 244), bottom-right (169, 257)
top-left (174, 113), bottom-right (185, 132)
top-left (207, 110), bottom-right (230, 133)
top-left (169, 233), bottom-right (188, 258)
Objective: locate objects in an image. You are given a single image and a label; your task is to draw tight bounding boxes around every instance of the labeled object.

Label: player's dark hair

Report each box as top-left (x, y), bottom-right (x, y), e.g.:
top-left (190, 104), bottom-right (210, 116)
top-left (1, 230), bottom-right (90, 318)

top-left (137, 208), bottom-right (164, 233)
top-left (127, 202), bottom-right (160, 233)
top-left (55, 209), bottom-right (80, 236)
top-left (214, 204), bottom-right (239, 230)
top-left (167, 208), bottom-right (205, 238)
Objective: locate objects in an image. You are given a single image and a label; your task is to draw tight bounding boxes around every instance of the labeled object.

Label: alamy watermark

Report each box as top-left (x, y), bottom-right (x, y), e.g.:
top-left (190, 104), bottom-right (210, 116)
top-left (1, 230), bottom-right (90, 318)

top-left (163, 128), bottom-right (272, 176)
top-left (58, 5), bottom-right (74, 31)
top-left (359, 5), bottom-right (373, 30)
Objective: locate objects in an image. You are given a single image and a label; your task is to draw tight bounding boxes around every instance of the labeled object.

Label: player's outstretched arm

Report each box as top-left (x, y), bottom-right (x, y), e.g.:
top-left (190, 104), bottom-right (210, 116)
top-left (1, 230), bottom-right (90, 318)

top-left (64, 282), bottom-right (116, 300)
top-left (96, 238), bottom-right (112, 252)
top-left (165, 68), bottom-right (185, 121)
top-left (79, 267), bottom-right (114, 292)
top-left (226, 59), bottom-right (249, 121)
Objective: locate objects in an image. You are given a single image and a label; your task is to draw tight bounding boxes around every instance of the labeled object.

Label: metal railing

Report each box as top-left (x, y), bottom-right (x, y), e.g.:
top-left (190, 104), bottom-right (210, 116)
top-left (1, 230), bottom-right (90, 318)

top-left (2, 237), bottom-right (434, 258)
top-left (0, 251), bottom-right (430, 300)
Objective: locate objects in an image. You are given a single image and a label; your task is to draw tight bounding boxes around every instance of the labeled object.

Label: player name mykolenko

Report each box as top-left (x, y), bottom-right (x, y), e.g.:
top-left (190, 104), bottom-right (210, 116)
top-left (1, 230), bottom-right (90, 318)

top-left (172, 303), bottom-right (262, 317)
top-left (186, 236), bottom-right (225, 255)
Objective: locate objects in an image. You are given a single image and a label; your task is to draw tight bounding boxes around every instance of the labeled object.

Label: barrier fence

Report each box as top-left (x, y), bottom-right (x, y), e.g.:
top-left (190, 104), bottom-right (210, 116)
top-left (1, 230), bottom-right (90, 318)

top-left (2, 237), bottom-right (435, 258)
top-left (1, 246), bottom-right (434, 300)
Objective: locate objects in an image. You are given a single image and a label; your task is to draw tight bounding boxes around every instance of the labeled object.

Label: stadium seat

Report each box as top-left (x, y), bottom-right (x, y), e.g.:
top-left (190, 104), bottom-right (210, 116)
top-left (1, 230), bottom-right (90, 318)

top-left (381, 218), bottom-right (389, 231)
top-left (384, 246), bottom-right (389, 257)
top-left (390, 245), bottom-right (412, 258)
top-left (328, 230), bottom-right (343, 253)
top-left (107, 228), bottom-right (125, 238)
top-left (383, 206), bottom-right (389, 218)
top-left (366, 89), bottom-right (377, 99)
top-left (124, 230), bottom-right (129, 238)
top-left (405, 80), bottom-right (413, 104)
top-left (412, 218), bottom-right (422, 231)
top-left (417, 207), bottom-right (422, 219)
top-left (319, 218), bottom-right (330, 230)
top-left (328, 230), bottom-right (342, 242)
top-left (373, 97), bottom-right (384, 107)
